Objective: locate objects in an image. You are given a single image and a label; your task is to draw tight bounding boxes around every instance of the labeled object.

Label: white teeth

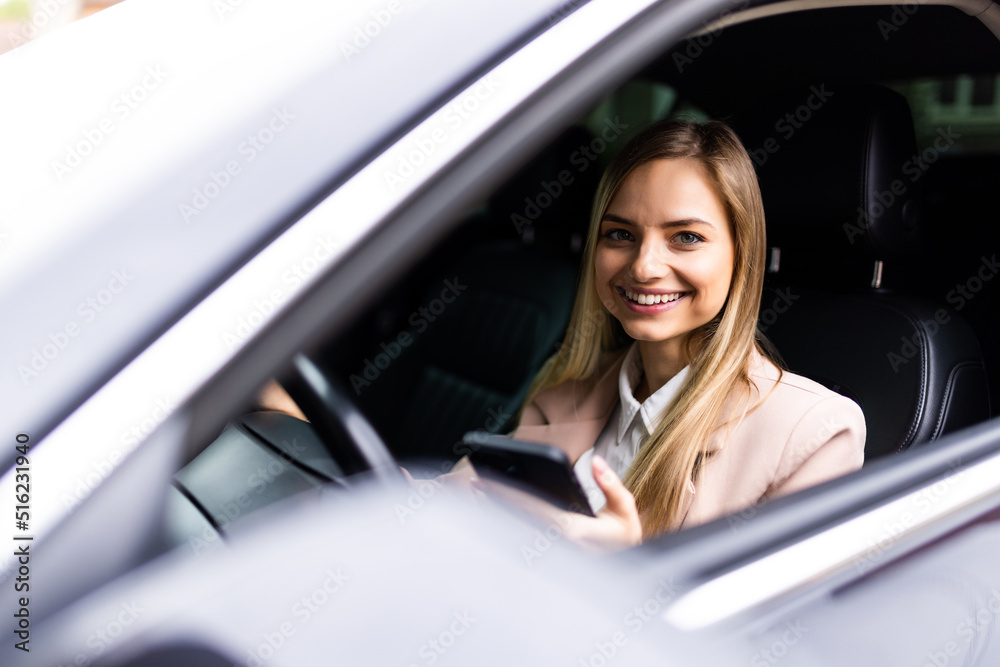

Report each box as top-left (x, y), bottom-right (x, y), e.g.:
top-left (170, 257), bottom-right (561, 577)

top-left (624, 290), bottom-right (682, 305)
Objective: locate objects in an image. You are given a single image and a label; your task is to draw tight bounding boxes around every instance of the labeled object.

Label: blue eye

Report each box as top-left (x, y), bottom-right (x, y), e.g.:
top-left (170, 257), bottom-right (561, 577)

top-left (677, 231), bottom-right (703, 244)
top-left (604, 229), bottom-right (634, 242)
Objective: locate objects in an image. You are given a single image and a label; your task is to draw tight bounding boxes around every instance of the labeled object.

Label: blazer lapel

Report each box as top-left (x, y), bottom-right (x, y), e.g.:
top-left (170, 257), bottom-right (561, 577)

top-left (510, 349), bottom-right (627, 464)
top-left (511, 419), bottom-right (611, 465)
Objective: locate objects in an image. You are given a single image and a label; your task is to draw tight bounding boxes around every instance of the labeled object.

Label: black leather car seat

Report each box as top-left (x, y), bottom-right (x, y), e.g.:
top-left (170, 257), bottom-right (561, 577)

top-left (893, 154), bottom-right (1000, 418)
top-left (733, 84), bottom-right (990, 459)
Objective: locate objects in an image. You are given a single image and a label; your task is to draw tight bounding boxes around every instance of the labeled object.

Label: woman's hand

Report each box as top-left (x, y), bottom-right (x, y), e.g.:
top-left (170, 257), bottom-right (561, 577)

top-left (255, 380), bottom-right (308, 421)
top-left (474, 455), bottom-right (642, 552)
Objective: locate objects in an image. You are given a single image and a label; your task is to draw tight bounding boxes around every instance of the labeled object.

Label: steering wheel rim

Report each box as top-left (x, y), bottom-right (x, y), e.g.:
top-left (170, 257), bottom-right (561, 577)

top-left (283, 353), bottom-right (403, 485)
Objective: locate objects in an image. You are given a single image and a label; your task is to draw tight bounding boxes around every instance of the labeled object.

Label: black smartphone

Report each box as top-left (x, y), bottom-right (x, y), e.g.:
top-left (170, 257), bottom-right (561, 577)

top-left (462, 431), bottom-right (595, 516)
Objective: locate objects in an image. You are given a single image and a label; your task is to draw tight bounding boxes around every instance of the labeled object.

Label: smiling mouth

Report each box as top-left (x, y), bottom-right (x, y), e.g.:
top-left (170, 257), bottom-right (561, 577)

top-left (620, 288), bottom-right (688, 306)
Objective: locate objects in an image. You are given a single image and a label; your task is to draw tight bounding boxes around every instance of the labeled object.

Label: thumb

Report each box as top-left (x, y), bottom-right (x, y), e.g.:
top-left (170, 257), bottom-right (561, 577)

top-left (592, 455), bottom-right (640, 527)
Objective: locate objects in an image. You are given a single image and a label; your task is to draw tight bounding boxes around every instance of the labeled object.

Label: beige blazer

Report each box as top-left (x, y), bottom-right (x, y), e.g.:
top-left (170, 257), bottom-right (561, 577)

top-left (510, 348), bottom-right (866, 530)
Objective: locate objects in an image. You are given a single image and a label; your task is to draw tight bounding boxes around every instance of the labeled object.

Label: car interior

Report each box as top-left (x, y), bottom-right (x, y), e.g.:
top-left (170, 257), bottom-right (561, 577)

top-left (167, 2), bottom-right (1000, 549)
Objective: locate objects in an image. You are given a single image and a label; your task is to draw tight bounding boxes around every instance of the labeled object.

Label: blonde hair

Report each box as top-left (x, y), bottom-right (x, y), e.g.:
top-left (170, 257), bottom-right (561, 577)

top-left (521, 119), bottom-right (777, 538)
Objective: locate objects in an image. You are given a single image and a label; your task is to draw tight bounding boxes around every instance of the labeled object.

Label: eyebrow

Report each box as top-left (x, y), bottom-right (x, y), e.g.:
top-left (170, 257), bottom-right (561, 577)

top-left (601, 213), bottom-right (715, 229)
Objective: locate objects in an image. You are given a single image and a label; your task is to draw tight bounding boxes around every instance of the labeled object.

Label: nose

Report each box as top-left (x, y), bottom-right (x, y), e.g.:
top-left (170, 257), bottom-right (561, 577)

top-left (630, 237), bottom-right (669, 283)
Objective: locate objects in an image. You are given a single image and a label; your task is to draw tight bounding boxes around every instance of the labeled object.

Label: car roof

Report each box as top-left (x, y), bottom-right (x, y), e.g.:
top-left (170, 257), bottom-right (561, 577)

top-left (0, 0), bottom-right (573, 448)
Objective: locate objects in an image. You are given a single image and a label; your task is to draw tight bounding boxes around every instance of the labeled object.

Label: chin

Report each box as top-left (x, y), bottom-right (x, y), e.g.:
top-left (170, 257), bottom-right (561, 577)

top-left (619, 325), bottom-right (682, 343)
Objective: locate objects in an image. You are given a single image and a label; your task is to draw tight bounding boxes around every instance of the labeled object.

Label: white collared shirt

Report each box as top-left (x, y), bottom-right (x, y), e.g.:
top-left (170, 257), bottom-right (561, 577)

top-left (573, 343), bottom-right (690, 514)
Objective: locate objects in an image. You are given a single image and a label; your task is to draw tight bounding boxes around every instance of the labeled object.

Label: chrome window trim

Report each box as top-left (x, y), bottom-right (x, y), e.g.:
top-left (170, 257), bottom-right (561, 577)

top-left (662, 447), bottom-right (1000, 631)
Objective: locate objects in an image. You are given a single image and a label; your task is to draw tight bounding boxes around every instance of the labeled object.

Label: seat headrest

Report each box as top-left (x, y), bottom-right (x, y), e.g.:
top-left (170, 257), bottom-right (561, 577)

top-left (733, 84), bottom-right (924, 288)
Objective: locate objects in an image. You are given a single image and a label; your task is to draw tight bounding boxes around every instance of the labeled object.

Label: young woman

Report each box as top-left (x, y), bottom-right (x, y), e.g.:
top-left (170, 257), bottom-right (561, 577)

top-left (259, 118), bottom-right (865, 550)
top-left (494, 118), bottom-right (866, 548)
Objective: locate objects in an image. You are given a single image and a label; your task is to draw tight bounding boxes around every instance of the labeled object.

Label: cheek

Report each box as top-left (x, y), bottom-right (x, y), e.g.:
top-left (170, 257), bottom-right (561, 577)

top-left (593, 250), bottom-right (620, 301)
top-left (688, 255), bottom-right (734, 307)
top-left (717, 248), bottom-right (736, 299)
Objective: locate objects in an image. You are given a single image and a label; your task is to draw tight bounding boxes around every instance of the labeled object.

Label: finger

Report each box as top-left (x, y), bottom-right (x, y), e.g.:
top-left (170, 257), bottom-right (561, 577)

top-left (592, 456), bottom-right (642, 540)
top-left (449, 455), bottom-right (479, 481)
top-left (591, 455), bottom-right (628, 510)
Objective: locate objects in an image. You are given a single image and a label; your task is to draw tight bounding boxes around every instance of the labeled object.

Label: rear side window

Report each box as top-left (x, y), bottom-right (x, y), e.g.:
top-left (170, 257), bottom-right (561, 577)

top-left (888, 74), bottom-right (1000, 152)
top-left (581, 79), bottom-right (708, 169)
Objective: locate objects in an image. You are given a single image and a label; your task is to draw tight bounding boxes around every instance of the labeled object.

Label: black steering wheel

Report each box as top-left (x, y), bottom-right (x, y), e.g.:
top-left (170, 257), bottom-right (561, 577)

top-left (283, 353), bottom-right (403, 485)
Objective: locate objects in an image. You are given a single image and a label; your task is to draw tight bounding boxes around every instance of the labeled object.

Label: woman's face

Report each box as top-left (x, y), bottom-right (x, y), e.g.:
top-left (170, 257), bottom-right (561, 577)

top-left (594, 158), bottom-right (735, 352)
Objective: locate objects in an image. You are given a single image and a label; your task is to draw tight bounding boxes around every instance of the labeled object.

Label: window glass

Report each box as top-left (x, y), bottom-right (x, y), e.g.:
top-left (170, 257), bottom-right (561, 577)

top-left (581, 79), bottom-right (707, 169)
top-left (888, 74), bottom-right (1000, 152)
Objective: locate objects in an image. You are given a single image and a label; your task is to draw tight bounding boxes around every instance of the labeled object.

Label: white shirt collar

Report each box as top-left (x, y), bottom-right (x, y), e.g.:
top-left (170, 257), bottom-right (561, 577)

top-left (616, 342), bottom-right (690, 442)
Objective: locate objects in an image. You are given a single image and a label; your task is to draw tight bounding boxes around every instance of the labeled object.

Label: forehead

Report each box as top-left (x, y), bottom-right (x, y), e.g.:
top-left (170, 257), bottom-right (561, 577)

top-left (606, 158), bottom-right (727, 223)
